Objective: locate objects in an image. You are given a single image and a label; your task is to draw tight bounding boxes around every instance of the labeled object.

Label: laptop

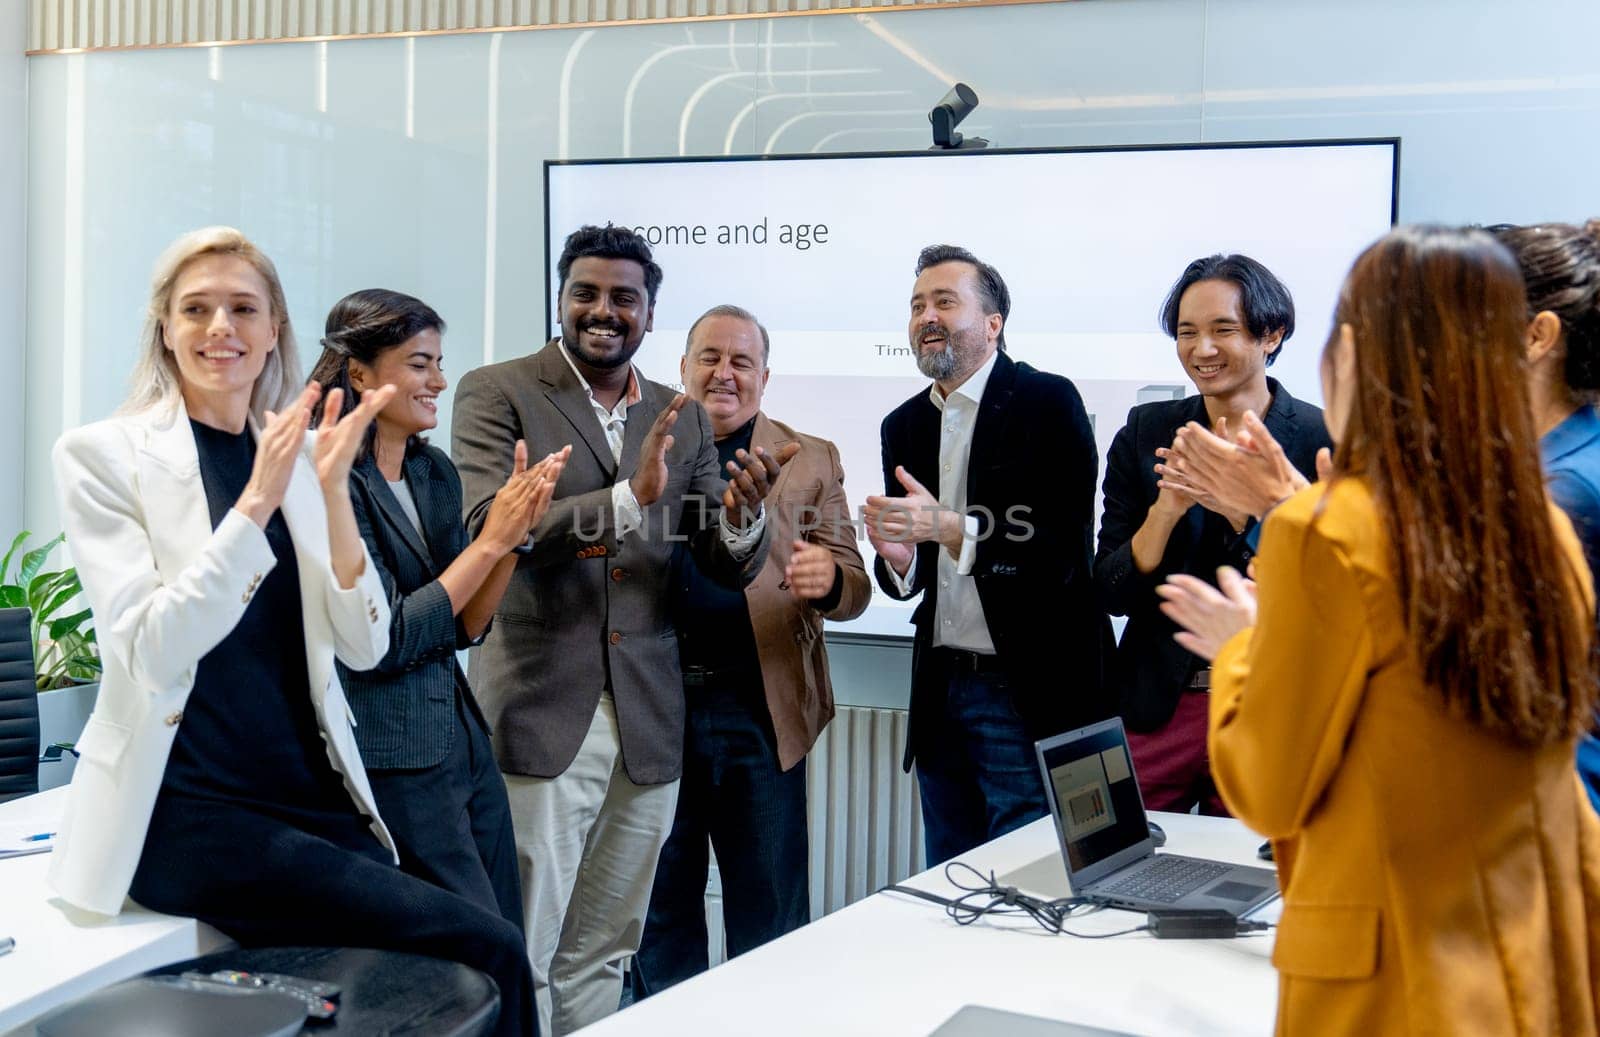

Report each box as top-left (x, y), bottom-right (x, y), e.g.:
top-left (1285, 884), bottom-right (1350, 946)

top-left (1000, 717), bottom-right (1277, 915)
top-left (928, 1005), bottom-right (1137, 1036)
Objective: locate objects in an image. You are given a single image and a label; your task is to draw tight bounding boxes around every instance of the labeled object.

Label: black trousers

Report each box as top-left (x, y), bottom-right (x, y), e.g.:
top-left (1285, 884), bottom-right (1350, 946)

top-left (368, 688), bottom-right (525, 933)
top-left (130, 793), bottom-right (537, 1037)
top-left (631, 671), bottom-right (810, 999)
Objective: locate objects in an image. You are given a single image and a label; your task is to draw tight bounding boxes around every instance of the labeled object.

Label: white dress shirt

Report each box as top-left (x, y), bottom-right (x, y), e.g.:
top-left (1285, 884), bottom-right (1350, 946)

top-left (557, 340), bottom-right (764, 552)
top-left (888, 349), bottom-right (998, 654)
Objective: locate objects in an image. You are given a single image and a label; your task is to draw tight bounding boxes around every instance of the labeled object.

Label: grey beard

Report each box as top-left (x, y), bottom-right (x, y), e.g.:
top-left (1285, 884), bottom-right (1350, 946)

top-left (916, 340), bottom-right (958, 380)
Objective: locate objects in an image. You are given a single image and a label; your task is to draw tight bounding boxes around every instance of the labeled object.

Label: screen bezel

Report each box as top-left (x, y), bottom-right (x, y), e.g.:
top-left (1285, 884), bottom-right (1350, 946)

top-left (1036, 715), bottom-right (1160, 890)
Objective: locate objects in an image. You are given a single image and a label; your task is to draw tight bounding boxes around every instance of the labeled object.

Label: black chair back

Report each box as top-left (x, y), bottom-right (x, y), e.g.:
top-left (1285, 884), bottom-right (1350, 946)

top-left (0, 605), bottom-right (40, 802)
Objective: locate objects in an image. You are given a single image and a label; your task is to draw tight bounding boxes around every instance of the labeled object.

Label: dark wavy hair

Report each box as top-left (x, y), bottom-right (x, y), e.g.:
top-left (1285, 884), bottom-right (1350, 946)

top-left (914, 244), bottom-right (1011, 351)
top-left (557, 224), bottom-right (664, 305)
top-left (1329, 224), bottom-right (1595, 746)
top-left (307, 288), bottom-right (446, 464)
top-left (1487, 221), bottom-right (1600, 398)
top-left (1159, 254), bottom-right (1295, 366)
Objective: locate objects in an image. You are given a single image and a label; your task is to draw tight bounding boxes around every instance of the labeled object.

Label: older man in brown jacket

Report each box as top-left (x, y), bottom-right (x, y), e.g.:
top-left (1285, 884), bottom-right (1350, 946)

top-left (631, 304), bottom-right (871, 999)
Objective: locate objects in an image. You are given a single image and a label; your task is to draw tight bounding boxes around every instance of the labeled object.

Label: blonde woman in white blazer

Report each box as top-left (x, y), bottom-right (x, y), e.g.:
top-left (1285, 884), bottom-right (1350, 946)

top-left (51, 227), bottom-right (536, 1037)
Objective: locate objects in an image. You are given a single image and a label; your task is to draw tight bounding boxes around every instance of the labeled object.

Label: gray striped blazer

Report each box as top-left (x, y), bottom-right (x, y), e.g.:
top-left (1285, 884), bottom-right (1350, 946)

top-left (339, 445), bottom-right (487, 770)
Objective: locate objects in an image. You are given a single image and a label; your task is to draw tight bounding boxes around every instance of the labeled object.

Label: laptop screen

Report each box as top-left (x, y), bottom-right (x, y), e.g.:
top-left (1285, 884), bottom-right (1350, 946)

top-left (1038, 719), bottom-right (1151, 874)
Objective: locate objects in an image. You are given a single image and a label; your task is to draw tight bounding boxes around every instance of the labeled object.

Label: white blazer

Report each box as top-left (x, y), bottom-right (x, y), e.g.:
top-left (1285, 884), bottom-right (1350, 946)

top-left (48, 400), bottom-right (397, 916)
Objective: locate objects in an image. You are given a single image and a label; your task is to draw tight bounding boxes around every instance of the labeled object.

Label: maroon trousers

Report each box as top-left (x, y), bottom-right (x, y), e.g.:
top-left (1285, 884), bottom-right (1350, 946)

top-left (1126, 690), bottom-right (1230, 817)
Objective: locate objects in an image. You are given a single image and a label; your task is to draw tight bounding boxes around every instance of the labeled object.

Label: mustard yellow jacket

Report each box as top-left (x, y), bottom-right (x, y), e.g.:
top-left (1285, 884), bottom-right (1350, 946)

top-left (1211, 478), bottom-right (1600, 1036)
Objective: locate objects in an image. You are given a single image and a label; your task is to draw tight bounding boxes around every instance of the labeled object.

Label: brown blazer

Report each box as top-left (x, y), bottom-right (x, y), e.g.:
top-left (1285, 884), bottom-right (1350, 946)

top-left (1211, 477), bottom-right (1600, 1036)
top-left (451, 341), bottom-right (770, 784)
top-left (742, 413), bottom-right (871, 771)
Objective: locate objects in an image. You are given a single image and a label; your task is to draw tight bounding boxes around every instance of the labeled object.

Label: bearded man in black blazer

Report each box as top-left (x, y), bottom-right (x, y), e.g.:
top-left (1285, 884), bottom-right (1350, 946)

top-left (865, 244), bottom-right (1113, 866)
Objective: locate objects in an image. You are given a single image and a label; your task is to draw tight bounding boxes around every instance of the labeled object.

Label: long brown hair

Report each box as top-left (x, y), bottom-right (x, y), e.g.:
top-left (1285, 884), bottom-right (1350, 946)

top-left (1329, 224), bottom-right (1596, 745)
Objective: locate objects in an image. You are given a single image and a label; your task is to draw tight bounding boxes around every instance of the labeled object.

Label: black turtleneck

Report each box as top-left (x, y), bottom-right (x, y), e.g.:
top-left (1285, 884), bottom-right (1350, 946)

top-left (674, 416), bottom-right (761, 673)
top-left (157, 419), bottom-right (359, 826)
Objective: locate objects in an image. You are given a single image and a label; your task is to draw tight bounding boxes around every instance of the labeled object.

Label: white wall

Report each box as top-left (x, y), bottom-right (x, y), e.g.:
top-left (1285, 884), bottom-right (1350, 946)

top-left (0, 2), bottom-right (24, 542)
top-left (19, 0), bottom-right (1600, 697)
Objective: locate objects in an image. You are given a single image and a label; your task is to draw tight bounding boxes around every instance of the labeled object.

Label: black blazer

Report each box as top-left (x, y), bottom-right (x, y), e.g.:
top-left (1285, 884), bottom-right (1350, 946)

top-left (340, 445), bottom-right (487, 770)
top-left (874, 351), bottom-right (1114, 769)
top-left (1093, 378), bottom-right (1332, 732)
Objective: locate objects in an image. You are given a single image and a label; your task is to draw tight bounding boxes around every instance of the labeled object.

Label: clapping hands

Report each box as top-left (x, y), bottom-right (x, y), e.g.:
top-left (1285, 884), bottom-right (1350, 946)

top-left (313, 384), bottom-right (399, 490)
top-left (1155, 411), bottom-right (1332, 524)
top-left (481, 441), bottom-right (572, 555)
top-left (863, 466), bottom-right (962, 575)
top-left (785, 540), bottom-right (838, 600)
top-left (236, 382), bottom-right (397, 527)
top-left (723, 443), bottom-right (799, 528)
top-left (1156, 566), bottom-right (1258, 662)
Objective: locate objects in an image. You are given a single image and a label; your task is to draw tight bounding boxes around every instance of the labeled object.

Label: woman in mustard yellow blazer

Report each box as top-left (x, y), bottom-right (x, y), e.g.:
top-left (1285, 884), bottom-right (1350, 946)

top-left (1160, 225), bottom-right (1600, 1036)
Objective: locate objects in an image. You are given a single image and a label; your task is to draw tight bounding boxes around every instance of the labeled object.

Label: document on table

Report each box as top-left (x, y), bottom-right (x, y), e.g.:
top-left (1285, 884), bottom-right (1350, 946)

top-left (0, 823), bottom-right (57, 858)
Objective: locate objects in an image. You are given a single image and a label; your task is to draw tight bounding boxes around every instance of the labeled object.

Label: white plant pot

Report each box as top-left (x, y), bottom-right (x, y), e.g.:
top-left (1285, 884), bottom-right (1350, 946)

top-left (36, 681), bottom-right (98, 791)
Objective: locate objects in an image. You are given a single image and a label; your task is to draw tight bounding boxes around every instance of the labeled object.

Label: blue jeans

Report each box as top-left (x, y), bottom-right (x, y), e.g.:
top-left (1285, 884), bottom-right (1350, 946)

top-left (631, 671), bottom-right (810, 999)
top-left (914, 660), bottom-right (1048, 866)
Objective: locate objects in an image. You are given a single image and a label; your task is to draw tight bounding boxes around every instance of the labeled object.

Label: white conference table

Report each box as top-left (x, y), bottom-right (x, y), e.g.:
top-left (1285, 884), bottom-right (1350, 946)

top-left (1, 790), bottom-right (1278, 1036)
top-left (587, 811), bottom-right (1280, 1037)
top-left (0, 787), bottom-right (229, 1032)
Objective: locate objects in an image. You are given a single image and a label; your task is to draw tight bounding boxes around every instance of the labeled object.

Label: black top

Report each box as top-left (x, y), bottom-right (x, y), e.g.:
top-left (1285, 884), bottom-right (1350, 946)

top-left (157, 420), bottom-right (356, 825)
top-left (1093, 379), bottom-right (1333, 732)
top-left (675, 417), bottom-right (761, 673)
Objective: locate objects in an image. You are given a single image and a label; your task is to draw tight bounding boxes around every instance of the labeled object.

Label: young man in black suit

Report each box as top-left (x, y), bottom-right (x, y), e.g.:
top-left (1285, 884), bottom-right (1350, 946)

top-left (1093, 254), bottom-right (1332, 815)
top-left (864, 244), bottom-right (1113, 866)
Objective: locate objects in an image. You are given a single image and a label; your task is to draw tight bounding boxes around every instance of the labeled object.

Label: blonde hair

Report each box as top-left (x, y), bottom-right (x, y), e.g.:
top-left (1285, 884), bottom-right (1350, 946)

top-left (121, 226), bottom-right (301, 421)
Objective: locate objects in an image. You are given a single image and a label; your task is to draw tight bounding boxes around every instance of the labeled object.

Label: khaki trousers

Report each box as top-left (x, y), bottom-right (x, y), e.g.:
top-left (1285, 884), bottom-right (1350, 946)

top-left (503, 694), bottom-right (679, 1036)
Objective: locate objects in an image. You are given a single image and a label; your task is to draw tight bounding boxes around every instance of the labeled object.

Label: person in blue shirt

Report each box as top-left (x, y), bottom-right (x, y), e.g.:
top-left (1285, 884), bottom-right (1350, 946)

top-left (1492, 220), bottom-right (1600, 811)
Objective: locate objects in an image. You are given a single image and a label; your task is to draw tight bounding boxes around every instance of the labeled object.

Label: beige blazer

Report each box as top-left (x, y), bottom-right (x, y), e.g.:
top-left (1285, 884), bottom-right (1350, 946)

top-left (48, 401), bottom-right (394, 916)
top-left (744, 413), bottom-right (871, 770)
top-left (1211, 477), bottom-right (1600, 1035)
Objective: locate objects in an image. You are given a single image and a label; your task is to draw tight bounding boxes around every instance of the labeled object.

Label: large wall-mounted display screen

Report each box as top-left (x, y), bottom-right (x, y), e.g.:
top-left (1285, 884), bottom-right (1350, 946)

top-left (546, 141), bottom-right (1398, 635)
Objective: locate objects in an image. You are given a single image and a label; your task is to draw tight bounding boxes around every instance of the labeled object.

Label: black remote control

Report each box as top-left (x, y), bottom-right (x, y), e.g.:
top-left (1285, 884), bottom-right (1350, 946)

top-left (181, 970), bottom-right (339, 1020)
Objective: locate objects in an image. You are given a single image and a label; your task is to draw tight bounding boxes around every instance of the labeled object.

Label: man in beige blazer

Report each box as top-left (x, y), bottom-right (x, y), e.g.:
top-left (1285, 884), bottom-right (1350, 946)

top-left (631, 304), bottom-right (871, 998)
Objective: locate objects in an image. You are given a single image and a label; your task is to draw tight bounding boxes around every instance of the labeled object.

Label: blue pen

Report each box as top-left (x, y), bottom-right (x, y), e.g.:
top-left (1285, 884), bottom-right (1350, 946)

top-left (21, 832), bottom-right (54, 842)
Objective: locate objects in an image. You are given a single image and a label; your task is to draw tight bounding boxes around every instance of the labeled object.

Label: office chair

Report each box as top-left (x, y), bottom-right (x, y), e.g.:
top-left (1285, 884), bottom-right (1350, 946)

top-left (0, 605), bottom-right (41, 802)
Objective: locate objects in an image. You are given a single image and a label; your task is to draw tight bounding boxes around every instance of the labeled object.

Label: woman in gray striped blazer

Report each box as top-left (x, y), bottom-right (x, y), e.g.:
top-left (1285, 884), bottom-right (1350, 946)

top-left (309, 289), bottom-right (569, 929)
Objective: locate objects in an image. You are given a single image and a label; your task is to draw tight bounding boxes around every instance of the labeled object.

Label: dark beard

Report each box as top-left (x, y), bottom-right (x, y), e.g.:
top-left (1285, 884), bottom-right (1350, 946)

top-left (563, 320), bottom-right (638, 369)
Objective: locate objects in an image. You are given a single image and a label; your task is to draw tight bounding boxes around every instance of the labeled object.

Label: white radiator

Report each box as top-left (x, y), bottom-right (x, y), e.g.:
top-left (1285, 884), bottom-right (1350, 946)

top-left (805, 704), bottom-right (927, 918)
top-left (703, 705), bottom-right (925, 966)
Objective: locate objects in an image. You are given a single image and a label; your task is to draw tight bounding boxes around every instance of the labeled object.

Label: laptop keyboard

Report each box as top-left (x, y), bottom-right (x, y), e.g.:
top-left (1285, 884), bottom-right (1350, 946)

top-left (1097, 856), bottom-right (1230, 903)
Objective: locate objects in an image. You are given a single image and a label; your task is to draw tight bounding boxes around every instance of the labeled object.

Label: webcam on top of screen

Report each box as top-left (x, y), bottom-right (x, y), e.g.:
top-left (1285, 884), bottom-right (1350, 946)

top-left (929, 83), bottom-right (990, 151)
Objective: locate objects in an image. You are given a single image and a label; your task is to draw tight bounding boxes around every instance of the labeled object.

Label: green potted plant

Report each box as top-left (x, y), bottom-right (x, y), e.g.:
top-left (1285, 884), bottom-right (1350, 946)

top-left (0, 531), bottom-right (101, 688)
top-left (2, 531), bottom-right (101, 790)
